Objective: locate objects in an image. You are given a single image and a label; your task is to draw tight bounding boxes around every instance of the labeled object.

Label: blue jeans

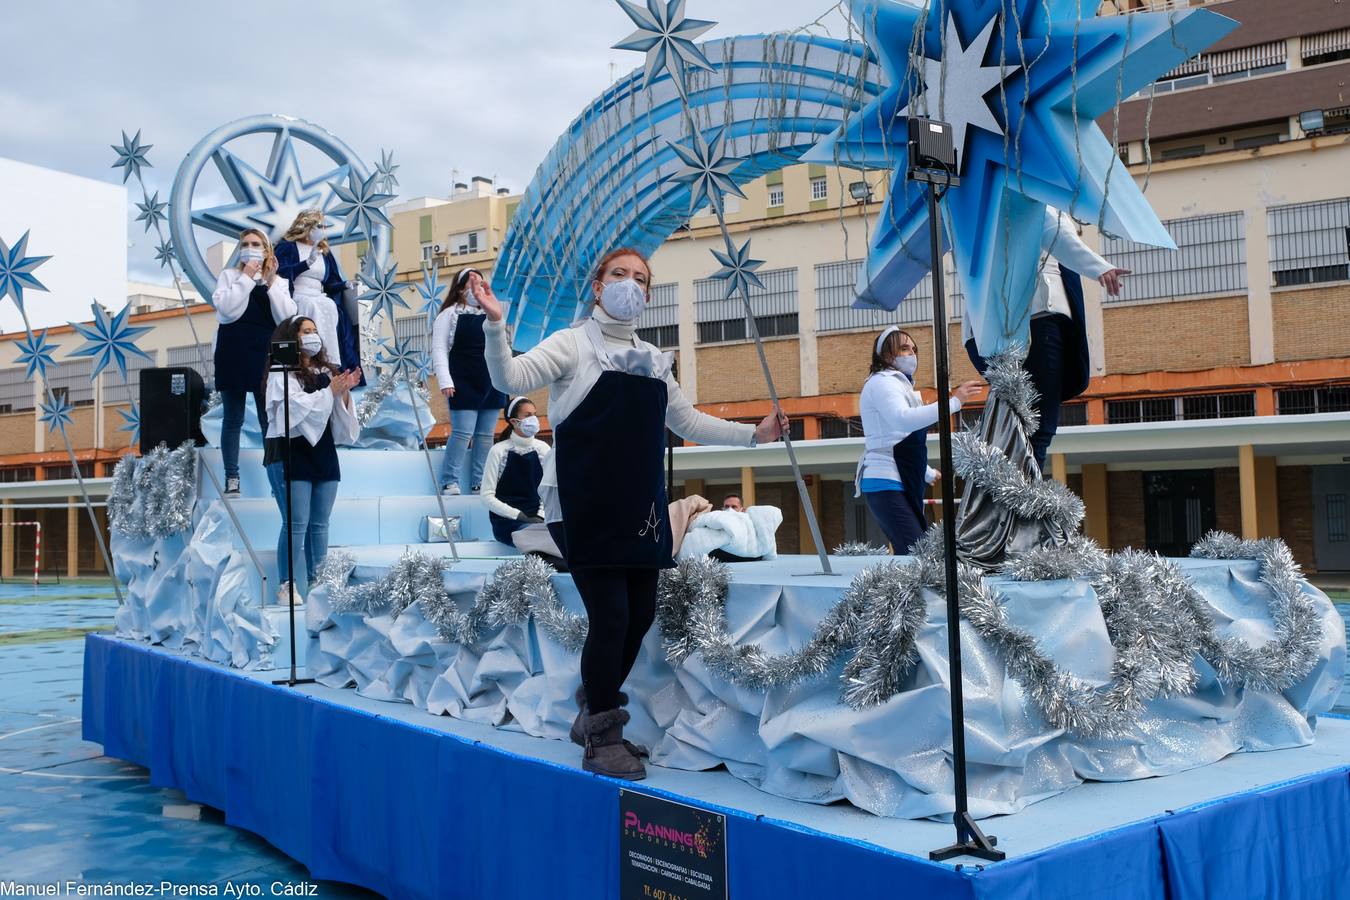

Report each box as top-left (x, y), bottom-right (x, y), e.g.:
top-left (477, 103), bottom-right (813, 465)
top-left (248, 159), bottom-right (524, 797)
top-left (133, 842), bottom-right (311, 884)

top-left (266, 462), bottom-right (339, 595)
top-left (440, 406), bottom-right (499, 491)
top-left (220, 389), bottom-right (267, 480)
top-left (864, 489), bottom-right (925, 555)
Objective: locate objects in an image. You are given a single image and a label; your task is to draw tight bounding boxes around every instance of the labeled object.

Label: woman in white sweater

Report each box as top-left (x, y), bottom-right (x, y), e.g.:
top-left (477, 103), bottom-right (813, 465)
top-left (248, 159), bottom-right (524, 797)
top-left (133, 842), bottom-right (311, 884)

top-left (480, 396), bottom-right (550, 546)
top-left (858, 326), bottom-right (981, 554)
top-left (476, 246), bottom-right (786, 782)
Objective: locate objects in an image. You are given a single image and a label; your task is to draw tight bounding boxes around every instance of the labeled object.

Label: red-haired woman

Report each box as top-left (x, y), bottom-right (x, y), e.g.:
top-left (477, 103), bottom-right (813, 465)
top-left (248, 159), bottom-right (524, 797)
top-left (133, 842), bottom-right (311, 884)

top-left (476, 248), bottom-right (786, 781)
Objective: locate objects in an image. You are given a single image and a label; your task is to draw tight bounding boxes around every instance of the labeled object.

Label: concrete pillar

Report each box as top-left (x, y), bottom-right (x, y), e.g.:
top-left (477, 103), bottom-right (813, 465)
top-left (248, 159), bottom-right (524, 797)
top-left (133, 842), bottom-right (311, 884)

top-left (1, 500), bottom-right (13, 580)
top-left (739, 467), bottom-right (756, 507)
top-left (1243, 202), bottom-right (1275, 366)
top-left (67, 497), bottom-right (79, 579)
top-left (1238, 444), bottom-right (1280, 539)
top-left (1082, 464), bottom-right (1111, 547)
top-left (798, 473), bottom-right (823, 555)
top-left (1050, 453), bottom-right (1068, 485)
top-left (684, 478), bottom-right (706, 502)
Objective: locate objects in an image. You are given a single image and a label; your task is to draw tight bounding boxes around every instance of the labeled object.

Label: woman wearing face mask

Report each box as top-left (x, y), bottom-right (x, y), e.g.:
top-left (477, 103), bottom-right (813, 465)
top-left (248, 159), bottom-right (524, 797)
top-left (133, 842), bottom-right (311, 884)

top-left (480, 396), bottom-right (550, 546)
top-left (431, 268), bottom-right (506, 495)
top-left (275, 210), bottom-right (364, 383)
top-left (262, 317), bottom-right (362, 601)
top-left (857, 327), bottom-right (982, 554)
top-left (211, 229), bottom-right (297, 495)
top-left (476, 247), bottom-right (787, 781)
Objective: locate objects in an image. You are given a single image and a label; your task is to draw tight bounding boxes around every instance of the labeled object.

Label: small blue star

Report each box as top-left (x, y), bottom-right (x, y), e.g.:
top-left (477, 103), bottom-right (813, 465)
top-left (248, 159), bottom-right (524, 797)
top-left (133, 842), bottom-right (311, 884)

top-left (613, 0), bottom-right (716, 98)
top-left (135, 190), bottom-right (169, 234)
top-left (110, 129), bottom-right (153, 184)
top-left (416, 265), bottom-right (448, 327)
top-left (708, 236), bottom-right (766, 300)
top-left (15, 329), bottom-right (58, 381)
top-left (375, 149), bottom-right (400, 194)
top-left (39, 393), bottom-right (74, 435)
top-left (666, 127), bottom-right (746, 216)
top-left (0, 231), bottom-right (52, 311)
top-left (328, 170), bottom-right (395, 240)
top-left (67, 301), bottom-right (154, 381)
top-left (154, 239), bottom-right (177, 269)
top-left (358, 259), bottom-right (410, 323)
top-left (117, 403), bottom-right (142, 443)
top-left (376, 335), bottom-right (426, 380)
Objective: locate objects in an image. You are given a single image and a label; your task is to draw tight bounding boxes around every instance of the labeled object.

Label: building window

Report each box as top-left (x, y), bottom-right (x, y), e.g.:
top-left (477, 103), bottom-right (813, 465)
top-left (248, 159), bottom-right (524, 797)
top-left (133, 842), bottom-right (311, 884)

top-left (819, 416), bottom-right (864, 439)
top-left (1268, 196), bottom-right (1350, 286)
top-left (695, 267), bottom-right (798, 344)
top-left (1302, 28), bottom-right (1350, 67)
top-left (46, 358), bottom-right (95, 407)
top-left (102, 353), bottom-right (155, 405)
top-left (636, 282), bottom-right (680, 349)
top-left (0, 467), bottom-right (36, 483)
top-left (450, 230), bottom-right (485, 256)
top-left (810, 177), bottom-right (828, 201)
top-left (421, 242), bottom-right (436, 262)
top-left (1059, 403), bottom-right (1088, 427)
top-left (1107, 392), bottom-right (1255, 424)
top-left (815, 256), bottom-right (965, 332)
top-left (1276, 384), bottom-right (1350, 415)
top-left (1328, 494), bottom-right (1348, 543)
top-left (167, 345), bottom-right (213, 387)
top-left (45, 463), bottom-right (95, 481)
top-left (1145, 471), bottom-right (1216, 558)
top-left (768, 186), bottom-right (785, 208)
top-left (391, 315), bottom-right (430, 358)
top-left (1100, 211), bottom-right (1246, 302)
top-left (0, 366), bottom-right (35, 413)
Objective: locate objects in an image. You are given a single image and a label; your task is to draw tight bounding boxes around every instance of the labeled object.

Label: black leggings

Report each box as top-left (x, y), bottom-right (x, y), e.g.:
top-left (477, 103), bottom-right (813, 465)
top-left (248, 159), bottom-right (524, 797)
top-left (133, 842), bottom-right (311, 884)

top-left (549, 523), bottom-right (659, 713)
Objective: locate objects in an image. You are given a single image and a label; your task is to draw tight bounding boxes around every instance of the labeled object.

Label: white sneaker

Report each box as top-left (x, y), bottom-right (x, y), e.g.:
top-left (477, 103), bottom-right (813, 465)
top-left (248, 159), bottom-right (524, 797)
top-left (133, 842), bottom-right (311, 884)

top-left (276, 581), bottom-right (304, 606)
top-left (442, 483), bottom-right (461, 496)
top-left (223, 476), bottom-right (241, 496)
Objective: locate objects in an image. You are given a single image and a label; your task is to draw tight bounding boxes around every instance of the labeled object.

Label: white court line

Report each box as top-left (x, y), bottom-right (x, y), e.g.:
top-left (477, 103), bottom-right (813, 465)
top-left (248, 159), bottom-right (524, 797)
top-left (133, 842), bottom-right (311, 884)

top-left (0, 717), bottom-right (145, 780)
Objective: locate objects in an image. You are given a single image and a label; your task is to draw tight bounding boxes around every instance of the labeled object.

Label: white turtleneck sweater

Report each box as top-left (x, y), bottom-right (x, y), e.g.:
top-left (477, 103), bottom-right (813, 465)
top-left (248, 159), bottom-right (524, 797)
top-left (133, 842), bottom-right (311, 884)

top-left (479, 432), bottom-right (552, 520)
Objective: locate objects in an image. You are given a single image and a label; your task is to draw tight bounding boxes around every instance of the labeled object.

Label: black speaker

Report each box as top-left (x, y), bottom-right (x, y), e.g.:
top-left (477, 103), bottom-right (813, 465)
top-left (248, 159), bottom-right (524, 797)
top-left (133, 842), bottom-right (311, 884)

top-left (139, 367), bottom-right (208, 454)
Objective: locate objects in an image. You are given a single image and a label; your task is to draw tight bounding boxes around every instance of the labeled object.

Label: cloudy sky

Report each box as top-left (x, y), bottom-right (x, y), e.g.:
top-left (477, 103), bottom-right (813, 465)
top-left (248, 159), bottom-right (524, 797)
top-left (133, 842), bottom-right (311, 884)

top-left (0, 0), bottom-right (851, 292)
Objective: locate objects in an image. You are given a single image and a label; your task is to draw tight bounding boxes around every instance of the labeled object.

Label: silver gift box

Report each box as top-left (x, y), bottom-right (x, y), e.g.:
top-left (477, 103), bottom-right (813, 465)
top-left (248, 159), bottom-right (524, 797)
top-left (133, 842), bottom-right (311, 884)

top-left (419, 515), bottom-right (462, 543)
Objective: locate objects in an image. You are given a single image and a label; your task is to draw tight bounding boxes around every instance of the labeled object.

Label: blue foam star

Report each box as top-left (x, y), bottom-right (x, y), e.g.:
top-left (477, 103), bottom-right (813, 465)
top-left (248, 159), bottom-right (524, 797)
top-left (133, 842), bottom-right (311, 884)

top-left (375, 149), bottom-right (400, 194)
top-left (67, 301), bottom-right (154, 381)
top-left (154, 239), bottom-right (177, 269)
top-left (709, 236), bottom-right (767, 300)
top-left (117, 403), bottom-right (141, 443)
top-left (359, 259), bottom-right (410, 323)
top-left (667, 127), bottom-right (746, 216)
top-left (0, 231), bottom-right (52, 312)
top-left (328, 170), bottom-right (395, 240)
top-left (135, 190), bottom-right (169, 234)
top-left (15, 329), bottom-right (58, 381)
top-left (804, 0), bottom-right (1237, 356)
top-left (416, 265), bottom-right (448, 328)
top-left (613, 0), bottom-right (716, 97)
top-left (39, 393), bottom-right (74, 435)
top-left (376, 335), bottom-right (426, 380)
top-left (110, 129), bottom-right (153, 184)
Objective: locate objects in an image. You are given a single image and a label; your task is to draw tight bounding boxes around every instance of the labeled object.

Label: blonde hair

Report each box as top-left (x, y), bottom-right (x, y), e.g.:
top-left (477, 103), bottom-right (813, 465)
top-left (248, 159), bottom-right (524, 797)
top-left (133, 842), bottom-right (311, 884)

top-left (237, 228), bottom-right (278, 284)
top-left (281, 209), bottom-right (330, 253)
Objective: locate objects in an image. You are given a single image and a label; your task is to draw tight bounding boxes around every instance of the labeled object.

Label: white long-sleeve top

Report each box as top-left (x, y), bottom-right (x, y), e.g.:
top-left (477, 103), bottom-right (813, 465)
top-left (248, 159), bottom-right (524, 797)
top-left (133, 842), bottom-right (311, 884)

top-left (479, 433), bottom-right (552, 520)
top-left (211, 268), bottom-right (297, 326)
top-left (264, 368), bottom-right (360, 447)
top-left (431, 304), bottom-right (487, 390)
top-left (857, 369), bottom-right (960, 490)
top-left (962, 208), bottom-right (1114, 344)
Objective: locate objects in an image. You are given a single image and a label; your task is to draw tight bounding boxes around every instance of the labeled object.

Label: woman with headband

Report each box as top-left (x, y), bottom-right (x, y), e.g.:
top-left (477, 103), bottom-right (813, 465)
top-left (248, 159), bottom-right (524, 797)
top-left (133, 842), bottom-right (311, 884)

top-left (857, 326), bottom-right (982, 554)
top-left (431, 268), bottom-right (507, 494)
top-left (480, 396), bottom-right (550, 546)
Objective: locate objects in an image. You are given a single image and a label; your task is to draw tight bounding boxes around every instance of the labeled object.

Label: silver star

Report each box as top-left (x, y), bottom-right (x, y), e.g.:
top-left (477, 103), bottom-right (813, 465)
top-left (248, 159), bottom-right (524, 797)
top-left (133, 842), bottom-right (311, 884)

top-left (135, 190), bottom-right (169, 234)
top-left (667, 127), bottom-right (746, 216)
top-left (897, 14), bottom-right (1021, 174)
top-left (0, 231), bottom-right (52, 311)
top-left (708, 236), bottom-right (766, 300)
top-left (154, 239), bottom-right (177, 269)
top-left (329, 170), bottom-right (396, 240)
top-left (358, 259), bottom-right (411, 323)
top-left (375, 149), bottom-right (400, 194)
top-left (613, 0), bottom-right (716, 97)
top-left (110, 129), bottom-right (153, 184)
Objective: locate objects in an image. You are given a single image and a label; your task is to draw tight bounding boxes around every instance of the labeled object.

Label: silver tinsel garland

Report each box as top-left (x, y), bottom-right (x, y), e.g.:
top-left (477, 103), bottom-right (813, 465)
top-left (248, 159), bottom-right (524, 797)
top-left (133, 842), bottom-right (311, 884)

top-left (832, 541), bottom-right (891, 556)
top-left (355, 371), bottom-right (431, 428)
top-left (980, 345), bottom-right (1040, 434)
top-left (951, 431), bottom-right (1085, 533)
top-left (108, 442), bottom-right (197, 539)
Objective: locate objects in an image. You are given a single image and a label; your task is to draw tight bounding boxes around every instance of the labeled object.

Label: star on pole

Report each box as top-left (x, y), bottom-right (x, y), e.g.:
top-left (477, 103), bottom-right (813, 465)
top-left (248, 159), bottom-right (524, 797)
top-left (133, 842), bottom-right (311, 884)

top-left (358, 259), bottom-right (411, 323)
top-left (0, 231), bottom-right (52, 312)
top-left (154, 239), bottom-right (177, 269)
top-left (376, 335), bottom-right (427, 382)
top-left (117, 403), bottom-right (142, 444)
top-left (110, 129), bottom-right (153, 183)
top-left (613, 0), bottom-right (716, 98)
top-left (134, 190), bottom-right (169, 234)
top-left (416, 265), bottom-right (448, 327)
top-left (375, 149), bottom-right (400, 194)
top-left (15, 329), bottom-right (58, 381)
top-left (328, 170), bottom-right (395, 240)
top-left (39, 393), bottom-right (74, 435)
top-left (708, 236), bottom-right (766, 300)
top-left (66, 301), bottom-right (154, 381)
top-left (666, 127), bottom-right (746, 216)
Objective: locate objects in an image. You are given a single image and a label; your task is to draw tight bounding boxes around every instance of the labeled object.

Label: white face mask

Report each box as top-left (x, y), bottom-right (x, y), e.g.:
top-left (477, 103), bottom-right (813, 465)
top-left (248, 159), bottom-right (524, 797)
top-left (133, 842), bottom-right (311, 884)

top-left (515, 415), bottom-right (540, 438)
top-left (892, 354), bottom-right (919, 377)
top-left (599, 278), bottom-right (647, 323)
top-left (308, 227), bottom-right (327, 246)
top-left (299, 333), bottom-right (323, 357)
top-left (239, 248), bottom-right (265, 265)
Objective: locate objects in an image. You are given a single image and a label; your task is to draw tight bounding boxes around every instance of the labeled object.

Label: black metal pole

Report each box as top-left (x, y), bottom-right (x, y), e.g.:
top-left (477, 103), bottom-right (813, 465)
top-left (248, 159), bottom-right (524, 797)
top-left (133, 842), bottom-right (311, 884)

top-left (273, 364), bottom-right (314, 688)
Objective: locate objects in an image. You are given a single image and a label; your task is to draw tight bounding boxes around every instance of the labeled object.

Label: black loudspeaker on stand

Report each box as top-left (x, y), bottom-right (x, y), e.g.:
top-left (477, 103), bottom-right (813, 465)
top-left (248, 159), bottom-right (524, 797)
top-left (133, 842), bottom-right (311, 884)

top-left (907, 117), bottom-right (1004, 864)
top-left (138, 367), bottom-right (208, 454)
top-left (268, 339), bottom-right (314, 689)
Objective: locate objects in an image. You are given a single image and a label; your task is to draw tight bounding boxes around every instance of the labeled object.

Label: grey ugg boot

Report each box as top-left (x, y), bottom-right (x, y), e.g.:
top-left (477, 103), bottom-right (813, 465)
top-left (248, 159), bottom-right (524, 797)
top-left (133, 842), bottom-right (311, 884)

top-left (571, 687), bottom-right (649, 758)
top-left (583, 708), bottom-right (646, 780)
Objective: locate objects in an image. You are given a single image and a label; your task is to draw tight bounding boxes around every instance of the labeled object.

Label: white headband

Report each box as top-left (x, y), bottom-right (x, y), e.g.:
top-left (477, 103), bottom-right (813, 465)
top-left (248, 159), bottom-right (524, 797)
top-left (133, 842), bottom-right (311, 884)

top-left (506, 396), bottom-right (530, 419)
top-left (875, 325), bottom-right (901, 357)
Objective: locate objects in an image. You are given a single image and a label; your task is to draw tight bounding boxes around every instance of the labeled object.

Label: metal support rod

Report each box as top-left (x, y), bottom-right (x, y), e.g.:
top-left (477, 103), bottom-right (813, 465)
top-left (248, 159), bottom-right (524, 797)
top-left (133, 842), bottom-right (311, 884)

top-left (400, 368), bottom-right (460, 562)
top-left (272, 365), bottom-right (314, 688)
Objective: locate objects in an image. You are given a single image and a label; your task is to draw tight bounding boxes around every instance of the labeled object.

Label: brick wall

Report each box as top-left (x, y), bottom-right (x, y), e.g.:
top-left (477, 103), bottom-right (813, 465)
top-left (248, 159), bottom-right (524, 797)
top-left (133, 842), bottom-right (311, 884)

top-left (754, 480), bottom-right (801, 555)
top-left (1214, 468), bottom-right (1242, 536)
top-left (1102, 296), bottom-right (1249, 374)
top-left (1277, 465), bottom-right (1317, 573)
top-left (816, 323), bottom-right (980, 399)
top-left (696, 339), bottom-right (800, 404)
top-left (1107, 470), bottom-right (1146, 551)
top-left (820, 479), bottom-right (847, 551)
top-left (0, 413), bottom-right (32, 455)
top-left (102, 404), bottom-right (135, 451)
top-left (1272, 284), bottom-right (1350, 363)
top-left (66, 408), bottom-right (97, 450)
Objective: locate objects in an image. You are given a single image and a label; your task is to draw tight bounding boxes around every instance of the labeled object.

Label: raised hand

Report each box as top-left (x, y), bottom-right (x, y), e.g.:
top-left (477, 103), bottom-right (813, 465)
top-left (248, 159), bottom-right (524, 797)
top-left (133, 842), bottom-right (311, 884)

top-left (473, 276), bottom-right (504, 322)
top-left (1099, 267), bottom-right (1130, 297)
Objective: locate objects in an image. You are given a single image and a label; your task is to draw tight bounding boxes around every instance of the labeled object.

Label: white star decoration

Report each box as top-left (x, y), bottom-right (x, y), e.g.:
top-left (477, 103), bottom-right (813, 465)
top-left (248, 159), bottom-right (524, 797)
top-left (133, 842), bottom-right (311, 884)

top-left (359, 259), bottom-right (411, 323)
top-left (135, 190), bottom-right (169, 234)
top-left (416, 265), bottom-right (448, 328)
top-left (328, 170), bottom-right (395, 240)
top-left (613, 0), bottom-right (716, 97)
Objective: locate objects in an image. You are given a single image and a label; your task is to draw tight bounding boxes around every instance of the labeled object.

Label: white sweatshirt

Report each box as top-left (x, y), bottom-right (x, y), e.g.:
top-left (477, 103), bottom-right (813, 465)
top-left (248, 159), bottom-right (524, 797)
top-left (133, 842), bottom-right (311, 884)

top-left (431, 304), bottom-right (488, 391)
top-left (211, 268), bottom-right (296, 326)
top-left (857, 369), bottom-right (958, 490)
top-left (264, 368), bottom-right (360, 448)
top-left (479, 433), bottom-right (552, 520)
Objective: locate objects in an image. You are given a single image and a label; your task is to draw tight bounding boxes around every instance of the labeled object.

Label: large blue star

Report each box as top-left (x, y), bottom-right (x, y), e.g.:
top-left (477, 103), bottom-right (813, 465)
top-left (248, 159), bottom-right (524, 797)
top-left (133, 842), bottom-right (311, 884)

top-left (0, 231), bottom-right (52, 312)
top-left (359, 259), bottom-right (411, 323)
top-left (805, 0), bottom-right (1237, 356)
top-left (66, 301), bottom-right (154, 381)
top-left (192, 133), bottom-right (350, 244)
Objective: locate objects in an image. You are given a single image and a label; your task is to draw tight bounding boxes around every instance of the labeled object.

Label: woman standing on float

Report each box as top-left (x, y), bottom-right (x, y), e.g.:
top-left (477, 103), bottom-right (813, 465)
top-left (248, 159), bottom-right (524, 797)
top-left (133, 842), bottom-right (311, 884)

top-left (275, 210), bottom-right (364, 382)
top-left (478, 248), bottom-right (786, 781)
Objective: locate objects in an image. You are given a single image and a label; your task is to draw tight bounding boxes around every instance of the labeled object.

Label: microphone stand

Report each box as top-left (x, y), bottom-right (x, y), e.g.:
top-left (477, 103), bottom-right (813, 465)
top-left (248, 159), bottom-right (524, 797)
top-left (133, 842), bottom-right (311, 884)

top-left (270, 357), bottom-right (314, 688)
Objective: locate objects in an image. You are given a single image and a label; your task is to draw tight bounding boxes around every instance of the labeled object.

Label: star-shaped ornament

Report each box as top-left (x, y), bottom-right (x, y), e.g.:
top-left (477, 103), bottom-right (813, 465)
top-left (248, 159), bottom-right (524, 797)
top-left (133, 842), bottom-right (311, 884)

top-left (375, 149), bottom-right (400, 194)
top-left (66, 301), bottom-right (154, 381)
top-left (329, 170), bottom-right (395, 240)
top-left (135, 190), bottom-right (169, 234)
top-left (110, 129), bottom-right (152, 184)
top-left (613, 0), bottom-right (716, 97)
top-left (417, 265), bottom-right (448, 327)
top-left (708, 236), bottom-right (766, 300)
top-left (0, 231), bottom-right (52, 311)
top-left (39, 393), bottom-right (74, 435)
top-left (154, 239), bottom-right (177, 269)
top-left (358, 259), bottom-right (411, 323)
top-left (118, 403), bottom-right (142, 443)
top-left (376, 335), bottom-right (426, 380)
top-left (15, 329), bottom-right (58, 381)
top-left (667, 127), bottom-right (746, 217)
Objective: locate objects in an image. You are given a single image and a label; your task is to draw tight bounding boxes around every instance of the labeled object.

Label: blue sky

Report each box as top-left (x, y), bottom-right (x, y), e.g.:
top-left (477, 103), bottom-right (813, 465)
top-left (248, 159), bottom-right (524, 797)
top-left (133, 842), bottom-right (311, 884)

top-left (0, 0), bottom-right (850, 285)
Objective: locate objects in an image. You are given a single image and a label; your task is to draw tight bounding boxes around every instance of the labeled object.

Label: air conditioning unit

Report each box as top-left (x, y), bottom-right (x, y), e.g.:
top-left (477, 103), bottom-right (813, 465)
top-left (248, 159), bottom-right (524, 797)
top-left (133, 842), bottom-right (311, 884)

top-left (432, 244), bottom-right (443, 255)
